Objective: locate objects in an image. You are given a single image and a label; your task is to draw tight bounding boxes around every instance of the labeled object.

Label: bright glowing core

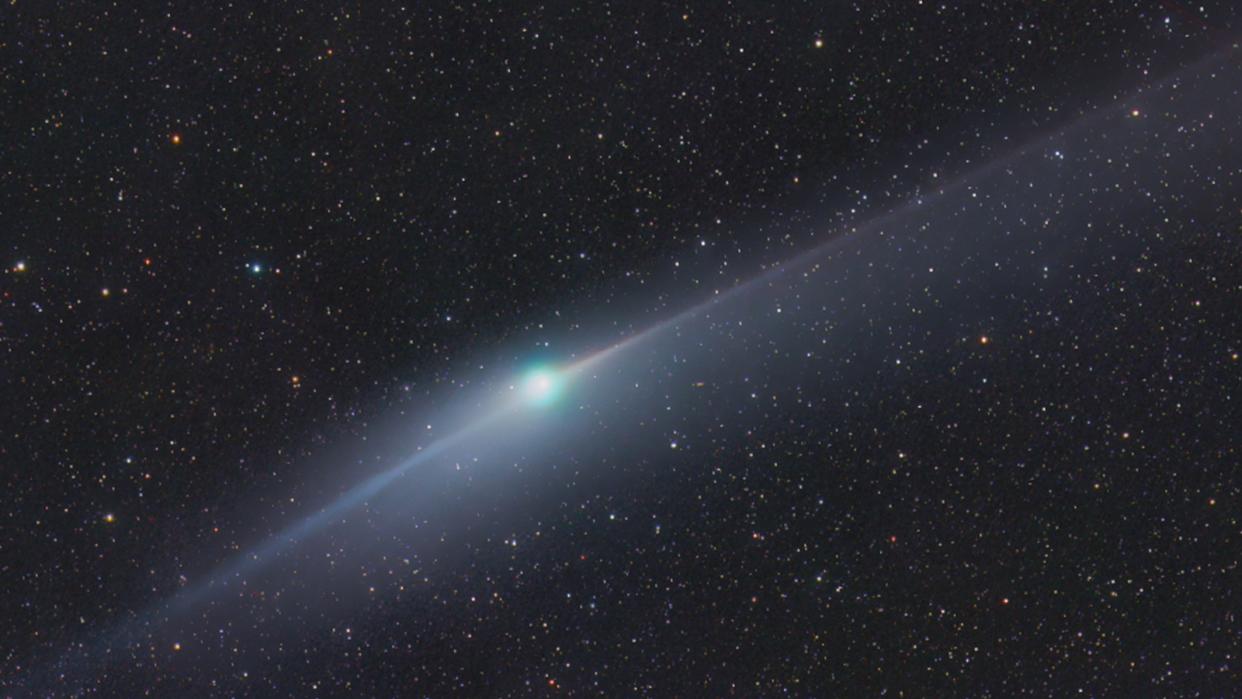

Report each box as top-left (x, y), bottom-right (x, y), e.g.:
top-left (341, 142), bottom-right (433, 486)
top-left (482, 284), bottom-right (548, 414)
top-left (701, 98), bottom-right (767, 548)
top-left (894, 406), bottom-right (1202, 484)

top-left (521, 367), bottom-right (562, 406)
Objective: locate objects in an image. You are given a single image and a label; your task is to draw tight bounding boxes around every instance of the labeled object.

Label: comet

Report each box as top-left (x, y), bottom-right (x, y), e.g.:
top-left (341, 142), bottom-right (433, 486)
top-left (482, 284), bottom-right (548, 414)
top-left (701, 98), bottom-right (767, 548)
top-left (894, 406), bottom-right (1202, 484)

top-left (20, 42), bottom-right (1235, 696)
top-left (519, 365), bottom-right (564, 407)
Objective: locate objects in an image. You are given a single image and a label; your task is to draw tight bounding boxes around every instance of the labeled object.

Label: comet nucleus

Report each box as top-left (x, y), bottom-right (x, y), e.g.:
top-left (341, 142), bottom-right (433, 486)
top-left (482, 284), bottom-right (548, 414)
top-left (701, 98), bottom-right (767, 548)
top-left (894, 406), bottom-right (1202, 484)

top-left (521, 366), bottom-right (563, 407)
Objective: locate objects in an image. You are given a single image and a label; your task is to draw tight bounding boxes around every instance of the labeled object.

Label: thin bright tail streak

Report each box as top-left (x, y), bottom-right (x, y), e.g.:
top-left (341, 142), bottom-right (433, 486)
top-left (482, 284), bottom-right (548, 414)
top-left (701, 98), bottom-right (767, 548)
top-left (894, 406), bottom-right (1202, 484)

top-left (166, 404), bottom-right (517, 614)
top-left (568, 39), bottom-right (1240, 376)
top-left (30, 406), bottom-right (517, 697)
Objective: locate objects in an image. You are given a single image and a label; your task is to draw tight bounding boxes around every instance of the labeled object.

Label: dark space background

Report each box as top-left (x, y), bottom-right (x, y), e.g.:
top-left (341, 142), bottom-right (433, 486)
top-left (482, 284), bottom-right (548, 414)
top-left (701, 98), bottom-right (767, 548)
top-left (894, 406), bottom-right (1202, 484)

top-left (2, 2), bottom-right (1240, 696)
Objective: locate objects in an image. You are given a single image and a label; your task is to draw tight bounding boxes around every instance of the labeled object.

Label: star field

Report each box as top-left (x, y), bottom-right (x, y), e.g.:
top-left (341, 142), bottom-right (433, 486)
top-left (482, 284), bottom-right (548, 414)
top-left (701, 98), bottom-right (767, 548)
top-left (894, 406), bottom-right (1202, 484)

top-left (3, 2), bottom-right (1241, 696)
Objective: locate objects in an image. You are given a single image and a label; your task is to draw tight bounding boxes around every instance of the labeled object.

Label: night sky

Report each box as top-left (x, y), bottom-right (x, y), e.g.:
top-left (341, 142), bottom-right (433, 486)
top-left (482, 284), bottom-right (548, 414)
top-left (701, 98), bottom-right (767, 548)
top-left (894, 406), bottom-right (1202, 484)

top-left (3, 2), bottom-right (1242, 697)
